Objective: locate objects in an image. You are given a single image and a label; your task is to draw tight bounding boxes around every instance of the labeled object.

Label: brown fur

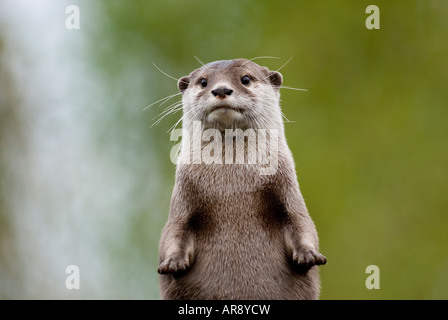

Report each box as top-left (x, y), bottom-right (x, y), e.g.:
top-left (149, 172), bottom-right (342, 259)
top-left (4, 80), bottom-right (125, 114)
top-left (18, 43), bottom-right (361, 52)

top-left (158, 59), bottom-right (326, 299)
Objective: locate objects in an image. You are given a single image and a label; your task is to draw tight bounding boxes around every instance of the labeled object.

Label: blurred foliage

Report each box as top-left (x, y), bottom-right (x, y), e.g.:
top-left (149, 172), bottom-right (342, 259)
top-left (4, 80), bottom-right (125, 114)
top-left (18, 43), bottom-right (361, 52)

top-left (1, 0), bottom-right (447, 299)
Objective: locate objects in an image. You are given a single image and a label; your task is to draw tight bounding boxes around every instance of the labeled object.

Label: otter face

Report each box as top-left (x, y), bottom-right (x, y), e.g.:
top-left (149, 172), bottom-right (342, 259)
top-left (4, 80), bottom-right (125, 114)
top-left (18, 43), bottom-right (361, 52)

top-left (178, 59), bottom-right (283, 131)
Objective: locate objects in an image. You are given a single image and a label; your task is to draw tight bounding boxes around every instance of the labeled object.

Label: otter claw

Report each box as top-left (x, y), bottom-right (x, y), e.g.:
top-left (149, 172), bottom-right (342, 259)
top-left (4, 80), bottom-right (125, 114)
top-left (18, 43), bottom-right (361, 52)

top-left (292, 249), bottom-right (327, 269)
top-left (158, 256), bottom-right (190, 274)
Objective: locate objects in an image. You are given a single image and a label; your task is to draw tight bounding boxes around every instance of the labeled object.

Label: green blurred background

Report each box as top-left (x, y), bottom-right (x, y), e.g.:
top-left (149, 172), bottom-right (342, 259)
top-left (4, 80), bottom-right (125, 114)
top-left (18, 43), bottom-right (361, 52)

top-left (1, 0), bottom-right (447, 299)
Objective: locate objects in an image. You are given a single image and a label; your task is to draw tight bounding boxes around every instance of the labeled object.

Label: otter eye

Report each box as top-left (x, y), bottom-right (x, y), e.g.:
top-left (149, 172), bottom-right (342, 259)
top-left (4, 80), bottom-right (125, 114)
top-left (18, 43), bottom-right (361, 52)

top-left (241, 75), bottom-right (251, 85)
top-left (200, 78), bottom-right (208, 88)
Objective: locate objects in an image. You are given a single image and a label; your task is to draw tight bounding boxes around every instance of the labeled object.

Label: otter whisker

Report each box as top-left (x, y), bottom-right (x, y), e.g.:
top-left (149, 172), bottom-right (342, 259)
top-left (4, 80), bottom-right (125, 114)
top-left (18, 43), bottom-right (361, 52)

top-left (142, 91), bottom-right (182, 111)
top-left (168, 107), bottom-right (195, 133)
top-left (194, 56), bottom-right (208, 68)
top-left (168, 116), bottom-right (183, 133)
top-left (240, 56), bottom-right (280, 67)
top-left (153, 62), bottom-right (189, 85)
top-left (155, 92), bottom-right (183, 108)
top-left (151, 102), bottom-right (183, 127)
top-left (281, 111), bottom-right (296, 123)
top-left (154, 104), bottom-right (183, 122)
top-left (158, 99), bottom-right (184, 114)
top-left (276, 56), bottom-right (293, 72)
top-left (277, 86), bottom-right (308, 92)
top-left (154, 101), bottom-right (183, 118)
top-left (151, 110), bottom-right (182, 128)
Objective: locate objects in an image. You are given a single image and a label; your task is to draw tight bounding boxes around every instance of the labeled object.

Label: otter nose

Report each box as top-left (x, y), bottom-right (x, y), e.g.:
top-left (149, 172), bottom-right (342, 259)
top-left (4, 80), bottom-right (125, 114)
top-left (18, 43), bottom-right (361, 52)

top-left (211, 87), bottom-right (233, 99)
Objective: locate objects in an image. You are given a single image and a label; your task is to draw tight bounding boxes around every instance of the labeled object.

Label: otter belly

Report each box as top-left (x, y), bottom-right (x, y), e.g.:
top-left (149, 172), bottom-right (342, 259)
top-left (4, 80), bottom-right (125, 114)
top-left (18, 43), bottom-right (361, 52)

top-left (160, 208), bottom-right (320, 300)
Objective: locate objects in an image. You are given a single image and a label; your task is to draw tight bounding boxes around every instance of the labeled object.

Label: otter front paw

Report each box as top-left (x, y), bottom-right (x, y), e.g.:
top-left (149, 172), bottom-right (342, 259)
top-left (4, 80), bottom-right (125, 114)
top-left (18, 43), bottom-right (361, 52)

top-left (292, 248), bottom-right (327, 269)
top-left (158, 255), bottom-right (190, 275)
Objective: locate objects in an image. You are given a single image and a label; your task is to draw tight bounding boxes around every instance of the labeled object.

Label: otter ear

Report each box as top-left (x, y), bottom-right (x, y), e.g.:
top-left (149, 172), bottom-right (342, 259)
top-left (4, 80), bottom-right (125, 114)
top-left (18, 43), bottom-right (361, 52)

top-left (268, 71), bottom-right (283, 89)
top-left (178, 76), bottom-right (190, 93)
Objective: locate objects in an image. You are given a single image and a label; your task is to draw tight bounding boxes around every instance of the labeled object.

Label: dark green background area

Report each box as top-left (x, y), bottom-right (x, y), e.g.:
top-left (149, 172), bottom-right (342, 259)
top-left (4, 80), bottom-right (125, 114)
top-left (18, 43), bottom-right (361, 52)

top-left (1, 0), bottom-right (447, 299)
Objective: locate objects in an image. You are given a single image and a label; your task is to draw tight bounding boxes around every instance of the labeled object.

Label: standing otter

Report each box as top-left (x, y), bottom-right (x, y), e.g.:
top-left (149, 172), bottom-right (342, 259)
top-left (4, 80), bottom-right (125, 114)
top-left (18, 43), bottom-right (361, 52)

top-left (158, 59), bottom-right (326, 299)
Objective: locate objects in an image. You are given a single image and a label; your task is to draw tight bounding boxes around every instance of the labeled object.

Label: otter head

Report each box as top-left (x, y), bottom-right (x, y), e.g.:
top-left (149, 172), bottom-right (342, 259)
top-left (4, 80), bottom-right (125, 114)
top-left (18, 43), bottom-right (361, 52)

top-left (178, 59), bottom-right (284, 132)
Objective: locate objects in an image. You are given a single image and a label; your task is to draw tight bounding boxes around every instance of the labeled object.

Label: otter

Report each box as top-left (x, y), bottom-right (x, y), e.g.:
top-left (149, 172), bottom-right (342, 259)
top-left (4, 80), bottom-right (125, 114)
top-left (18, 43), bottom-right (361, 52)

top-left (157, 58), bottom-right (326, 300)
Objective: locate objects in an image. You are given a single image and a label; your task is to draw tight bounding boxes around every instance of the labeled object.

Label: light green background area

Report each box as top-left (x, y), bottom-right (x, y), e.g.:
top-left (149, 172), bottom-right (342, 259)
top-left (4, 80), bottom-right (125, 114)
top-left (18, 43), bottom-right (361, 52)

top-left (0, 0), bottom-right (447, 299)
